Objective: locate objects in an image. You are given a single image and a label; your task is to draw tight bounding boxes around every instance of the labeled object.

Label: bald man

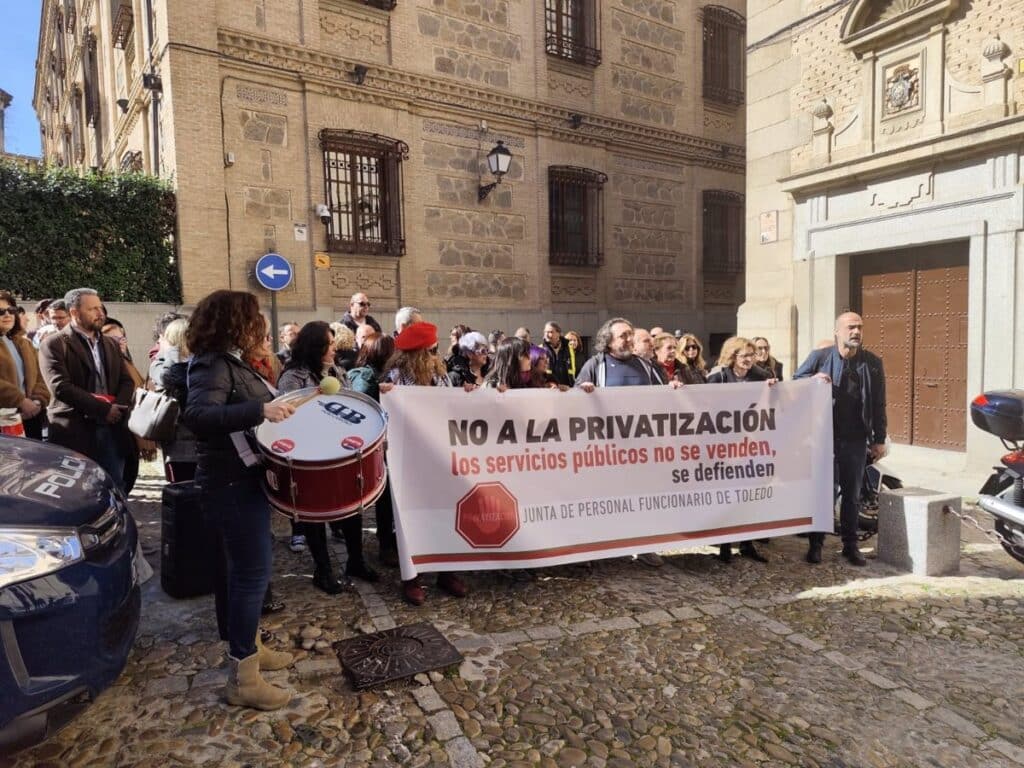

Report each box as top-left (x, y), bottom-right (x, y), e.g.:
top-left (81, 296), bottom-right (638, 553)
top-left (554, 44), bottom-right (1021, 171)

top-left (794, 311), bottom-right (887, 567)
top-left (341, 292), bottom-right (382, 335)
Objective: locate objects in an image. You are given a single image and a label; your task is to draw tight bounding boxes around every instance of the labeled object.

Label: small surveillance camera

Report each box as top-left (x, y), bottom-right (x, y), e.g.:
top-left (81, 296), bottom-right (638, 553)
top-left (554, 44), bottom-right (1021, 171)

top-left (315, 203), bottom-right (331, 225)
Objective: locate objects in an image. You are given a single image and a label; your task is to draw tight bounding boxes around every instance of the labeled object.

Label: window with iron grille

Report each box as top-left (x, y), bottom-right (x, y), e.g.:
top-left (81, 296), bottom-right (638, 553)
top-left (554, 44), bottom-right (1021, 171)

top-left (702, 190), bottom-right (744, 275)
top-left (545, 0), bottom-right (600, 66)
top-left (548, 166), bottom-right (607, 267)
top-left (71, 86), bottom-right (85, 164)
top-left (702, 6), bottom-right (745, 106)
top-left (54, 15), bottom-right (67, 78)
top-left (84, 32), bottom-right (100, 126)
top-left (320, 130), bottom-right (408, 257)
top-left (111, 0), bottom-right (134, 49)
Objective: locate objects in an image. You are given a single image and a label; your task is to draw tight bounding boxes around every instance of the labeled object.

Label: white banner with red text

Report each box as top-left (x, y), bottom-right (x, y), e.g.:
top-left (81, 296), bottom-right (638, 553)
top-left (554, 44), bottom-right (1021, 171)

top-left (383, 379), bottom-right (834, 579)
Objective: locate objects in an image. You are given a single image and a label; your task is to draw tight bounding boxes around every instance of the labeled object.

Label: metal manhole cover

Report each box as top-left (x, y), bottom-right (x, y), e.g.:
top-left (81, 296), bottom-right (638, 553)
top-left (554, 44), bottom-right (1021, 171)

top-left (334, 622), bottom-right (463, 690)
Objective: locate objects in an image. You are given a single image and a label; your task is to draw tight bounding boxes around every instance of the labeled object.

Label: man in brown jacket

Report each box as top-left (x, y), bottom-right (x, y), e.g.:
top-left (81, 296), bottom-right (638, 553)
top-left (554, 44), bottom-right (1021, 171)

top-left (39, 288), bottom-right (135, 489)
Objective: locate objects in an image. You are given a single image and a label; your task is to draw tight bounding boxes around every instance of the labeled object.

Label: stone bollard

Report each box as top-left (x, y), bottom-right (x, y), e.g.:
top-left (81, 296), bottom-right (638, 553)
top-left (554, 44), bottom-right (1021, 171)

top-left (876, 488), bottom-right (962, 576)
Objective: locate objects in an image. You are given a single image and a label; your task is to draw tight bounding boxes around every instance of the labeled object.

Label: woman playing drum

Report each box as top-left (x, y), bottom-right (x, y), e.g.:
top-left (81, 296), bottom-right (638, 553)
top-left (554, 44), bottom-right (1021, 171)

top-left (183, 290), bottom-right (296, 711)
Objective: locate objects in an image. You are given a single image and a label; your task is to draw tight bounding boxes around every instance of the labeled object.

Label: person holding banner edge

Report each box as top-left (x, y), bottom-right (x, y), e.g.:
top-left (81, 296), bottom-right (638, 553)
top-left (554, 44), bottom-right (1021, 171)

top-left (706, 337), bottom-right (777, 564)
top-left (794, 311), bottom-right (887, 566)
top-left (575, 317), bottom-right (683, 567)
top-left (384, 320), bottom-right (469, 605)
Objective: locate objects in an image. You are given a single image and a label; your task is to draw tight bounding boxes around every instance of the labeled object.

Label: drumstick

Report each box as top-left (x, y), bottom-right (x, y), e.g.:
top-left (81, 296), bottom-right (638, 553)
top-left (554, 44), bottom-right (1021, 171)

top-left (280, 389), bottom-right (323, 409)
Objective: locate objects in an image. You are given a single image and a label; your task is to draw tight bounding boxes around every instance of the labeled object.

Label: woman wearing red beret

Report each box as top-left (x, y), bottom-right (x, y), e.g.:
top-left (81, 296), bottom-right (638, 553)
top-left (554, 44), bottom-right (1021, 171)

top-left (384, 321), bottom-right (469, 605)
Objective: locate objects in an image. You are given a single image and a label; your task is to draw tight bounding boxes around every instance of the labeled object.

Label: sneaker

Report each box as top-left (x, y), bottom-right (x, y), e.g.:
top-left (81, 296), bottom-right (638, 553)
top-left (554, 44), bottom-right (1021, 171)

top-left (289, 535), bottom-right (307, 553)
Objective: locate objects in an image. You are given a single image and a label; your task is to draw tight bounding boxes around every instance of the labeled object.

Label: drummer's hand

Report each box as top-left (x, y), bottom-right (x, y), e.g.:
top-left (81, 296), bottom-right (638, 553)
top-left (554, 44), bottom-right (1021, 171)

top-left (263, 401), bottom-right (295, 422)
top-left (578, 382), bottom-right (595, 393)
top-left (379, 382), bottom-right (395, 395)
top-left (463, 382), bottom-right (477, 392)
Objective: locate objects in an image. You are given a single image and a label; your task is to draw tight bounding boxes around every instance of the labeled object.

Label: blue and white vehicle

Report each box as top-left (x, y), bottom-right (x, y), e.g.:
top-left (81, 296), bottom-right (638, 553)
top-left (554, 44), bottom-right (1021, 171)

top-left (0, 436), bottom-right (140, 753)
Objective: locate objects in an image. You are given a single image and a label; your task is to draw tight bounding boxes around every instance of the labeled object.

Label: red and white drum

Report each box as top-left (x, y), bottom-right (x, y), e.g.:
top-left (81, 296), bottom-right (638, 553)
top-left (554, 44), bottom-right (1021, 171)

top-left (255, 388), bottom-right (388, 522)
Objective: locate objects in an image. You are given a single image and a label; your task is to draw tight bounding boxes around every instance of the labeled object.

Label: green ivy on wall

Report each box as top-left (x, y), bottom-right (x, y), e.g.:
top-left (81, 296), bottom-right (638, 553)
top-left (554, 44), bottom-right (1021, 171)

top-left (0, 161), bottom-right (181, 303)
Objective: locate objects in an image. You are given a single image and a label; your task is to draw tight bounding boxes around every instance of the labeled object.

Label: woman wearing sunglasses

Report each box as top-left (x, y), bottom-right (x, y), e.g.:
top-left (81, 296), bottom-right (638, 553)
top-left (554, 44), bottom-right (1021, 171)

top-left (0, 291), bottom-right (50, 439)
top-left (674, 333), bottom-right (709, 385)
top-left (752, 336), bottom-right (784, 380)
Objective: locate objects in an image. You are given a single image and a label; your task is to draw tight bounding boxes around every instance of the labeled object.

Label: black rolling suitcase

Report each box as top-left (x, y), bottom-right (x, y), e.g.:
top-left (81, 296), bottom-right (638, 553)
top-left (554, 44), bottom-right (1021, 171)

top-left (161, 481), bottom-right (216, 598)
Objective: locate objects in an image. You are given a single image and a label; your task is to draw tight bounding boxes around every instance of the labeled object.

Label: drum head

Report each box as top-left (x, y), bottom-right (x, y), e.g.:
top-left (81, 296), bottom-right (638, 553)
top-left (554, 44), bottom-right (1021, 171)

top-left (256, 388), bottom-right (386, 463)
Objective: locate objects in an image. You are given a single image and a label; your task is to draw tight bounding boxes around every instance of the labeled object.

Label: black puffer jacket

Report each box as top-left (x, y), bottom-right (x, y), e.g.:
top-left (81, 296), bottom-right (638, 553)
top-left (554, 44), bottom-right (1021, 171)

top-left (159, 359), bottom-right (198, 464)
top-left (447, 352), bottom-right (490, 388)
top-left (183, 352), bottom-right (274, 488)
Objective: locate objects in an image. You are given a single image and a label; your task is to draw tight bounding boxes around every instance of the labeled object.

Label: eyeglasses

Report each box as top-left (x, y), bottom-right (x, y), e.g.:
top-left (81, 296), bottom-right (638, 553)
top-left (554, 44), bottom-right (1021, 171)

top-left (755, 346), bottom-right (769, 351)
top-left (683, 344), bottom-right (699, 351)
top-left (355, 301), bottom-right (371, 308)
top-left (0, 308), bottom-right (14, 316)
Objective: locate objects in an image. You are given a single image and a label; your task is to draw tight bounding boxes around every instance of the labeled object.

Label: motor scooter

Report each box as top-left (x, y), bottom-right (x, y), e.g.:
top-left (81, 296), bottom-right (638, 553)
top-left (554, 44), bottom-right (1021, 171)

top-left (971, 391), bottom-right (1024, 565)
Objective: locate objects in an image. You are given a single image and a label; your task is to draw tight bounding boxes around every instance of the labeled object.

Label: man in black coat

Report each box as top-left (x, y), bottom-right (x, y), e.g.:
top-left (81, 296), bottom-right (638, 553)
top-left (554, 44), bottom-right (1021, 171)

top-left (340, 292), bottom-right (382, 336)
top-left (794, 312), bottom-right (887, 566)
top-left (39, 288), bottom-right (135, 490)
top-left (542, 321), bottom-right (574, 387)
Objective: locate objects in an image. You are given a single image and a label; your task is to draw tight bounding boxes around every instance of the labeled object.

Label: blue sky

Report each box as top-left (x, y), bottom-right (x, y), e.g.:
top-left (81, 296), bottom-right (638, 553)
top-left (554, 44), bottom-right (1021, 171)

top-left (1, 4), bottom-right (43, 157)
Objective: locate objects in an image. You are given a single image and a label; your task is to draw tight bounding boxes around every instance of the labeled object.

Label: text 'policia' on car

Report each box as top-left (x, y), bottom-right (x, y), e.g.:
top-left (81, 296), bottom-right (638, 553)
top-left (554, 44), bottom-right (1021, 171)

top-left (0, 435), bottom-right (140, 754)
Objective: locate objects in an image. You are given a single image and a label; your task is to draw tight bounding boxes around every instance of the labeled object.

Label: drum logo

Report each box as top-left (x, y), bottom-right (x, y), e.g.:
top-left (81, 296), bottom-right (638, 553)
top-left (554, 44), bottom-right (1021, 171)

top-left (318, 400), bottom-right (366, 425)
top-left (456, 482), bottom-right (520, 548)
top-left (341, 435), bottom-right (365, 451)
top-left (271, 439), bottom-right (295, 454)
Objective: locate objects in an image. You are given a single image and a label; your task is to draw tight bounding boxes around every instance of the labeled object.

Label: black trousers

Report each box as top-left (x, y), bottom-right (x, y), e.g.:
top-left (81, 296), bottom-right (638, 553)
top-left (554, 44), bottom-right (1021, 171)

top-left (811, 438), bottom-right (867, 548)
top-left (23, 414), bottom-right (45, 441)
top-left (306, 514), bottom-right (366, 575)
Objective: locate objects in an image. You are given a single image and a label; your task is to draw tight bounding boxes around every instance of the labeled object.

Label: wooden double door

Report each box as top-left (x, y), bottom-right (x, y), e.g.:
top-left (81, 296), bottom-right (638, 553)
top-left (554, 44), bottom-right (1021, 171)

top-left (851, 242), bottom-right (969, 451)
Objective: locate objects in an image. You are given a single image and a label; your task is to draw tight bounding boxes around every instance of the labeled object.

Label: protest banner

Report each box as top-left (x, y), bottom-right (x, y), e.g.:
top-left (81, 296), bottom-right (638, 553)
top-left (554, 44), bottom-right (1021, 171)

top-left (383, 379), bottom-right (833, 578)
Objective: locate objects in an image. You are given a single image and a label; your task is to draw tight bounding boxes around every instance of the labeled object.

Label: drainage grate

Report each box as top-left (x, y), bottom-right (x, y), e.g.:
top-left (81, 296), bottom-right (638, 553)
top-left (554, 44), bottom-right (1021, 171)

top-left (334, 622), bottom-right (464, 689)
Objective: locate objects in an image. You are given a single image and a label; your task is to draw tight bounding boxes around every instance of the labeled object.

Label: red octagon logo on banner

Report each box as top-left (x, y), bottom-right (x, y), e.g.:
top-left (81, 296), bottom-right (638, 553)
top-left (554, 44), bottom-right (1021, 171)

top-left (456, 483), bottom-right (520, 549)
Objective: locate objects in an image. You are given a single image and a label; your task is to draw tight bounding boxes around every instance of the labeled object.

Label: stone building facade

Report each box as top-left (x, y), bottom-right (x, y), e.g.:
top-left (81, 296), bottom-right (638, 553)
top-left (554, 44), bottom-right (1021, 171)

top-left (33, 0), bottom-right (745, 342)
top-left (741, 0), bottom-right (1024, 466)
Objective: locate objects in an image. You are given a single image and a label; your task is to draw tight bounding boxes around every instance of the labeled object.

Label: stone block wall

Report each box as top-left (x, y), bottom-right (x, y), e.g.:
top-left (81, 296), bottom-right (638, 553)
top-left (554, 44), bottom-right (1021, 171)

top-left (37, 0), bottom-right (744, 339)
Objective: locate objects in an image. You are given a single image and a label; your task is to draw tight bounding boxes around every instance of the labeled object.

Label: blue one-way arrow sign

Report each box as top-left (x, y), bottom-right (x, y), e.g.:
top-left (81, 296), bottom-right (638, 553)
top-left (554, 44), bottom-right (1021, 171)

top-left (255, 252), bottom-right (293, 291)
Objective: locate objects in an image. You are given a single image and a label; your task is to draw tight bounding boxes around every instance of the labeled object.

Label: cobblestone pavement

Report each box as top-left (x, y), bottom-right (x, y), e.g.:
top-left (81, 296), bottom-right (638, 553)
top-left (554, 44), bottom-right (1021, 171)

top-left (11, 464), bottom-right (1024, 768)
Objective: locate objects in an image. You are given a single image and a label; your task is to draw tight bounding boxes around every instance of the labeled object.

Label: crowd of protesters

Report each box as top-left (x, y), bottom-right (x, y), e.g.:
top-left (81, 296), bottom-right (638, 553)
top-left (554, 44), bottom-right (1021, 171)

top-left (0, 286), bottom-right (886, 711)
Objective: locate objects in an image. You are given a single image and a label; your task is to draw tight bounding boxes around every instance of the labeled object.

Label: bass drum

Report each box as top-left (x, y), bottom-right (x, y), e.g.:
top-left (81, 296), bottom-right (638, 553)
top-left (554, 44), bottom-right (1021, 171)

top-left (255, 387), bottom-right (387, 522)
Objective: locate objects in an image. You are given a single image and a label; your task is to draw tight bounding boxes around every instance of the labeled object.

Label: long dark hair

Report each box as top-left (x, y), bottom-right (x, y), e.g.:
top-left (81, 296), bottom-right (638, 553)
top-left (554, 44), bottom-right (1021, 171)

top-left (284, 321), bottom-right (332, 378)
top-left (187, 290), bottom-right (264, 356)
top-left (356, 332), bottom-right (395, 373)
top-left (0, 291), bottom-right (24, 337)
top-left (485, 337), bottom-right (530, 389)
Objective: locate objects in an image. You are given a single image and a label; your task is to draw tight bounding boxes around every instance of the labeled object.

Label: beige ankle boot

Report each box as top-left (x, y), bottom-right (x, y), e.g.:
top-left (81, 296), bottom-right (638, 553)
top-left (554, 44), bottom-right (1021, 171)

top-left (224, 652), bottom-right (291, 710)
top-left (256, 632), bottom-right (294, 672)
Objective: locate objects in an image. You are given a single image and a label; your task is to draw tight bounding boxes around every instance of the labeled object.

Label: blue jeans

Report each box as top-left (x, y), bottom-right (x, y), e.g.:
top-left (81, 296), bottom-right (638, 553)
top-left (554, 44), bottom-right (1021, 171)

top-left (201, 475), bottom-right (271, 659)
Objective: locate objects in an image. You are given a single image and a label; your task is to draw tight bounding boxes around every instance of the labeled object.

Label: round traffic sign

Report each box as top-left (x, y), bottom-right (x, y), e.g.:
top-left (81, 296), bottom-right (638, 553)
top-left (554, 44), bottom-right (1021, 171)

top-left (255, 252), bottom-right (293, 291)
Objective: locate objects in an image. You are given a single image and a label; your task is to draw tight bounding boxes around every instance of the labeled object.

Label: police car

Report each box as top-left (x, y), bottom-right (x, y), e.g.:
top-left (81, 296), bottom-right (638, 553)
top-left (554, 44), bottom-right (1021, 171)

top-left (0, 435), bottom-right (140, 753)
